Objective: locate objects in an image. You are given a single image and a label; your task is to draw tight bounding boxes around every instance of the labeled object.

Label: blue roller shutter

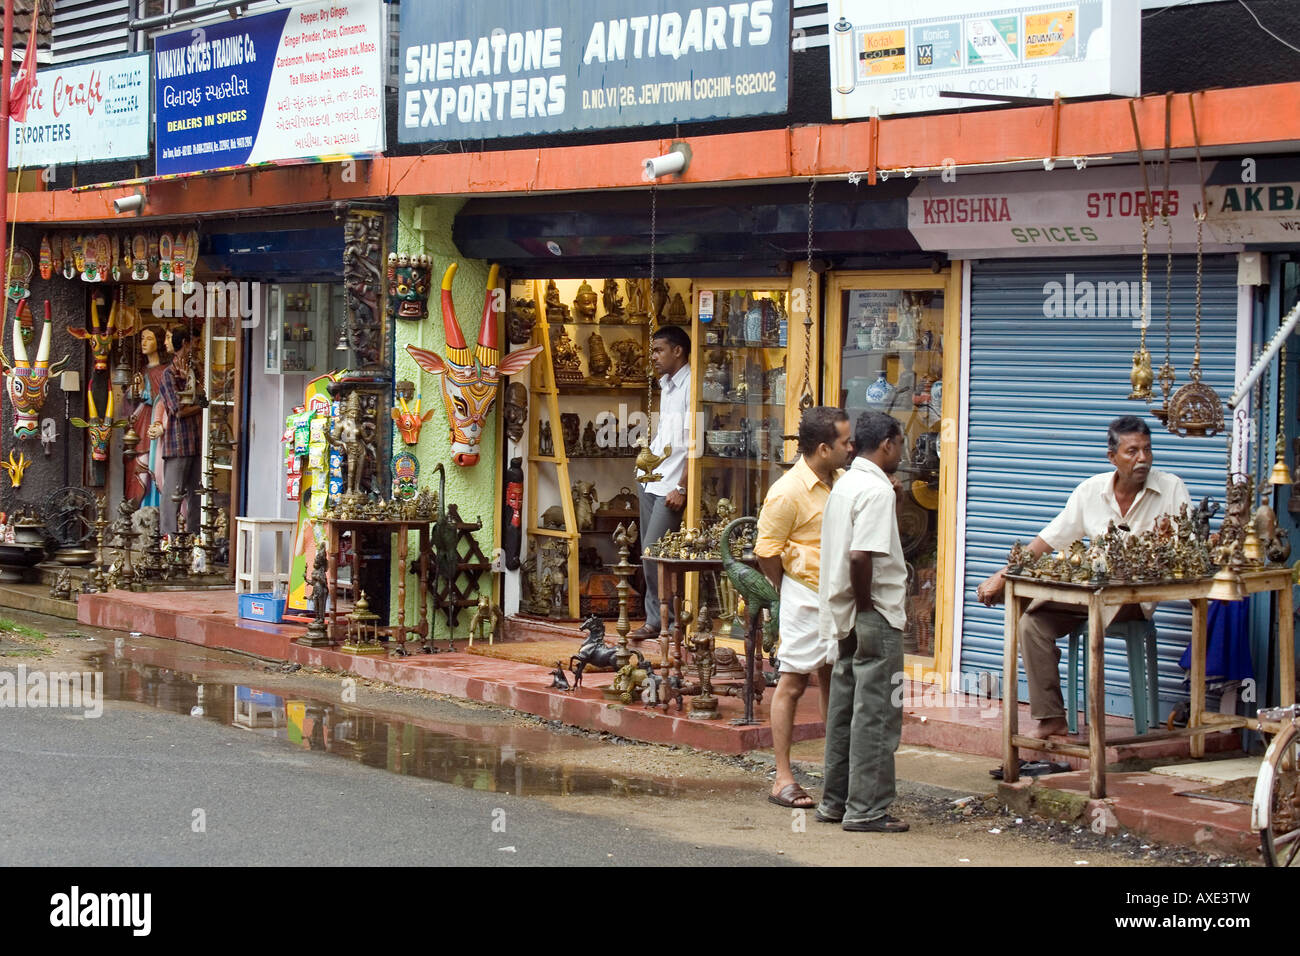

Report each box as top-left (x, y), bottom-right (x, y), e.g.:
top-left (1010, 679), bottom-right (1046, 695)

top-left (961, 255), bottom-right (1239, 719)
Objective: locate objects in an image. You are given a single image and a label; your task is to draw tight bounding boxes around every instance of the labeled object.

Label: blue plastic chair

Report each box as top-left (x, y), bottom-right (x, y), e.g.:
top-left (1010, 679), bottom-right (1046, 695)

top-left (1062, 619), bottom-right (1160, 735)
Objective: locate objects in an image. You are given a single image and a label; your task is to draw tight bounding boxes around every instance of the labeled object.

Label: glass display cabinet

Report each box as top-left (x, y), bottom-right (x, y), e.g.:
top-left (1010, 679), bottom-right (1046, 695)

top-left (825, 270), bottom-right (960, 669)
top-left (688, 281), bottom-right (801, 529)
top-left (266, 283), bottom-right (329, 374)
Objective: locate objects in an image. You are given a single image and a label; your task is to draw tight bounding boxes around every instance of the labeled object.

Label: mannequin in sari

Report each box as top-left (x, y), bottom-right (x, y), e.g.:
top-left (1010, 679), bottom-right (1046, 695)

top-left (127, 326), bottom-right (169, 507)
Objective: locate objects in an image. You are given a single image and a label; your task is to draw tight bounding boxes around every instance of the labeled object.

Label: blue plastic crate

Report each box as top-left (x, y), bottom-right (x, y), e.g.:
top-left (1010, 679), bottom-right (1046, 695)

top-left (238, 592), bottom-right (286, 623)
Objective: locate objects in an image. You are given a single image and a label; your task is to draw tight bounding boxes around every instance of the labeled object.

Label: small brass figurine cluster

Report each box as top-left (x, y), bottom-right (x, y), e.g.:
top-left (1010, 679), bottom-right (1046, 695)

top-left (1007, 501), bottom-right (1218, 586)
top-left (322, 487), bottom-right (438, 523)
top-left (641, 500), bottom-right (743, 561)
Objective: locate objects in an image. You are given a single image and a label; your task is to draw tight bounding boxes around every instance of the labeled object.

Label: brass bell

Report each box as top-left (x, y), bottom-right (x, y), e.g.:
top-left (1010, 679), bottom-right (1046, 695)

top-left (1243, 527), bottom-right (1263, 565)
top-left (1207, 565), bottom-right (1245, 602)
top-left (1271, 456), bottom-right (1293, 486)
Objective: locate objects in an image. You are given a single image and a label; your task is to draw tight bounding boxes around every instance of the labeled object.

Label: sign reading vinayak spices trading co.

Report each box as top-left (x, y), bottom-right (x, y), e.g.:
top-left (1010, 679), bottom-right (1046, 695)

top-left (154, 0), bottom-right (384, 176)
top-left (8, 53), bottom-right (150, 168)
top-left (827, 0), bottom-right (1139, 119)
top-left (398, 0), bottom-right (790, 143)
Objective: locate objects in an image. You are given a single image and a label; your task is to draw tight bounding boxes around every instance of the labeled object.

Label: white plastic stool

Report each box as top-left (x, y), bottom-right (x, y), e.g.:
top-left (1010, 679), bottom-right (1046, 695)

top-left (235, 517), bottom-right (296, 594)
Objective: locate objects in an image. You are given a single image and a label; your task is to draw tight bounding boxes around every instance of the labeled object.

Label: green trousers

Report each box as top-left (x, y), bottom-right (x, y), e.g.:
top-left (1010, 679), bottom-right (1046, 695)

top-left (817, 608), bottom-right (904, 825)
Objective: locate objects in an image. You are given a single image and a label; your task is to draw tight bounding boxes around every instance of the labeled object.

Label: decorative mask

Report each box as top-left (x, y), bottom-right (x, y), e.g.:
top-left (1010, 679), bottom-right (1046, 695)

top-left (506, 298), bottom-right (537, 345)
top-left (2, 450), bottom-right (30, 487)
top-left (69, 295), bottom-right (119, 371)
top-left (391, 451), bottom-right (419, 500)
top-left (391, 393), bottom-right (434, 445)
top-left (386, 252), bottom-right (433, 322)
top-left (71, 387), bottom-right (128, 461)
top-left (4, 301), bottom-right (71, 440)
top-left (406, 263), bottom-right (543, 467)
top-left (504, 382), bottom-right (527, 444)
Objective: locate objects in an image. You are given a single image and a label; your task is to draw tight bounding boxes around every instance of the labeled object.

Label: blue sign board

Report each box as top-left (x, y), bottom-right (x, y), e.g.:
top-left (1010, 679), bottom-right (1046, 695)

top-left (398, 0), bottom-right (790, 143)
top-left (154, 0), bottom-right (384, 175)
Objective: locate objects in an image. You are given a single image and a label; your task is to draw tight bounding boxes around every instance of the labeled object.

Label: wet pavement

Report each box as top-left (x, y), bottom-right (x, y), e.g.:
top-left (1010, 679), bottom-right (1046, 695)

top-left (80, 639), bottom-right (752, 800)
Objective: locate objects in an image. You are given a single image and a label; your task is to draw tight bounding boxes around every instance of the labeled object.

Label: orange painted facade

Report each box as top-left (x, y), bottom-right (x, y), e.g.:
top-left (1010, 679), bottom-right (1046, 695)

top-left (13, 82), bottom-right (1300, 225)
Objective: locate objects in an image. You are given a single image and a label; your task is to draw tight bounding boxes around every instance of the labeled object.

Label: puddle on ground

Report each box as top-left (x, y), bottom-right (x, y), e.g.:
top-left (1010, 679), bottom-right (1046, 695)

top-left (83, 646), bottom-right (748, 799)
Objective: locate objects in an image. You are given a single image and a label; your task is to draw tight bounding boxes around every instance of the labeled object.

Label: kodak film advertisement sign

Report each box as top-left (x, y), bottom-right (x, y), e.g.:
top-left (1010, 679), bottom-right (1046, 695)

top-left (828, 0), bottom-right (1139, 118)
top-left (398, 0), bottom-right (790, 142)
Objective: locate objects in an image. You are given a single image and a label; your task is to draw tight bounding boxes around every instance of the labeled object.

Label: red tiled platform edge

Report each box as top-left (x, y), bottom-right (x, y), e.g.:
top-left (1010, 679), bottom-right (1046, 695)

top-left (79, 592), bottom-right (1239, 761)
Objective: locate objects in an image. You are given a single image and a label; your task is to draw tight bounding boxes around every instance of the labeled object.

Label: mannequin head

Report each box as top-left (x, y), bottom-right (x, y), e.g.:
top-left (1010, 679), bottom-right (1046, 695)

top-left (141, 326), bottom-right (163, 364)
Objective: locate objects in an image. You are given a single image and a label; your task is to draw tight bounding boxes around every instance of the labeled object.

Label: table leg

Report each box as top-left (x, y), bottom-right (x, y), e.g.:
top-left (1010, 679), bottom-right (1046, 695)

top-left (395, 527), bottom-right (409, 653)
top-left (1002, 580), bottom-right (1021, 783)
top-left (417, 527), bottom-right (429, 642)
top-left (1279, 583), bottom-right (1295, 709)
top-left (658, 562), bottom-right (671, 674)
top-left (1189, 596), bottom-right (1208, 758)
top-left (326, 524), bottom-right (339, 642)
top-left (1087, 591), bottom-right (1106, 800)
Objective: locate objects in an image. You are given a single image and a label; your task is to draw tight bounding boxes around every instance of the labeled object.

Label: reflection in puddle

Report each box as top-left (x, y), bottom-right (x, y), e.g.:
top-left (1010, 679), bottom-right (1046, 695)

top-left (85, 649), bottom-right (745, 799)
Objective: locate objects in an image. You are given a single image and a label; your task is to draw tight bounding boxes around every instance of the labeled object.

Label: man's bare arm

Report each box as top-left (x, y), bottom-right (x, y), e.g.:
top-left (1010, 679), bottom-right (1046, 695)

top-left (757, 555), bottom-right (783, 591)
top-left (975, 536), bottom-right (1053, 605)
top-left (849, 550), bottom-right (873, 613)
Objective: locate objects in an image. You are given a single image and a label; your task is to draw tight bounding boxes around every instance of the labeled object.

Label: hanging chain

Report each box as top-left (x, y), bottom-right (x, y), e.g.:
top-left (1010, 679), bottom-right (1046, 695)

top-left (1191, 208), bottom-right (1205, 379)
top-left (1278, 341), bottom-right (1288, 462)
top-left (1157, 207), bottom-right (1175, 400)
top-left (800, 177), bottom-right (816, 410)
top-left (1138, 216), bottom-right (1151, 353)
top-left (647, 183), bottom-right (657, 416)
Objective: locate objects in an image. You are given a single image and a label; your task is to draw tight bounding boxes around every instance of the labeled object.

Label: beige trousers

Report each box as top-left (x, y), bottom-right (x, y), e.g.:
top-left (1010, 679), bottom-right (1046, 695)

top-left (1018, 599), bottom-right (1145, 720)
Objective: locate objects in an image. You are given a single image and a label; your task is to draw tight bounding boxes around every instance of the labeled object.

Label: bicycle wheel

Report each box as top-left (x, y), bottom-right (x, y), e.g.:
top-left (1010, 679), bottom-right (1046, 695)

top-left (1254, 721), bottom-right (1300, 866)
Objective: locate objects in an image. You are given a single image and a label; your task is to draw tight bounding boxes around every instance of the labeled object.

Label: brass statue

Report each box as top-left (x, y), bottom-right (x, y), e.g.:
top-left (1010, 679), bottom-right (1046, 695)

top-left (327, 391), bottom-right (378, 505)
top-left (573, 281), bottom-right (598, 321)
top-left (586, 329), bottom-right (611, 379)
top-left (601, 279), bottom-right (625, 322)
top-left (550, 324), bottom-right (584, 383)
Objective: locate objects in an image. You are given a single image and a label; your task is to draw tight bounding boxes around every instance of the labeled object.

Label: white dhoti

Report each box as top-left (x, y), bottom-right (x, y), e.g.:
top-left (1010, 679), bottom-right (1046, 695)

top-left (776, 576), bottom-right (838, 674)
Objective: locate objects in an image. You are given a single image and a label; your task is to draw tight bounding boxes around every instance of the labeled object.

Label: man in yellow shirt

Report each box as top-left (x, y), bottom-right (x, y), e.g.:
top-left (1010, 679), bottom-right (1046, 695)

top-left (755, 406), bottom-right (853, 809)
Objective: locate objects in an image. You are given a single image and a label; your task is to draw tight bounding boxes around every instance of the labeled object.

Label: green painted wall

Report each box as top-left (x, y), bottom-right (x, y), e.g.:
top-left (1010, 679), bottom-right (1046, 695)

top-left (389, 196), bottom-right (497, 640)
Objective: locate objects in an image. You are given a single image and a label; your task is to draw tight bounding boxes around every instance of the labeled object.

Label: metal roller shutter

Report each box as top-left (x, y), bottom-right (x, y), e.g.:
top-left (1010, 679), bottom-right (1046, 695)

top-left (961, 255), bottom-right (1239, 719)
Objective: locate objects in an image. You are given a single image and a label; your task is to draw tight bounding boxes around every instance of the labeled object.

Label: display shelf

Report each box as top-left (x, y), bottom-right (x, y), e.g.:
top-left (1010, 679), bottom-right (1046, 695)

top-left (842, 346), bottom-right (939, 358)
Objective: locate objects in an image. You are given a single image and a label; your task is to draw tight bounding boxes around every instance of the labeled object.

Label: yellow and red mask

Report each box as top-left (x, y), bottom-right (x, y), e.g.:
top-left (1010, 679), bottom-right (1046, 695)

top-left (405, 263), bottom-right (542, 467)
top-left (5, 301), bottom-right (71, 440)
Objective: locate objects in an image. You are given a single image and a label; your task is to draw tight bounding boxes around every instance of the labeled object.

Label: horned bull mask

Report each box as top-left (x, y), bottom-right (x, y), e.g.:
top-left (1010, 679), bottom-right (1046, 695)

top-left (71, 388), bottom-right (128, 461)
top-left (69, 295), bottom-right (118, 371)
top-left (405, 263), bottom-right (543, 467)
top-left (5, 301), bottom-right (71, 441)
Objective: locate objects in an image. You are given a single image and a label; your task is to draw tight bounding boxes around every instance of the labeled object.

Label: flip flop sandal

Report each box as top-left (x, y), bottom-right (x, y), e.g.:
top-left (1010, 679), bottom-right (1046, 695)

top-left (768, 783), bottom-right (815, 808)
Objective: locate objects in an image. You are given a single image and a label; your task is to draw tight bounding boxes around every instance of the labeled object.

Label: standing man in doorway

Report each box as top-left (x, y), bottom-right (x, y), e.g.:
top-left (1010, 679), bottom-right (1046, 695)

top-left (629, 325), bottom-right (692, 640)
top-left (756, 406), bottom-right (853, 809)
top-left (817, 411), bottom-right (910, 833)
top-left (158, 329), bottom-right (208, 539)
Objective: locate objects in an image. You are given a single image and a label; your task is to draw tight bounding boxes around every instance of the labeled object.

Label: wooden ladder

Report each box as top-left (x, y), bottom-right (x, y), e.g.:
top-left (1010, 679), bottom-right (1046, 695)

top-left (525, 280), bottom-right (581, 618)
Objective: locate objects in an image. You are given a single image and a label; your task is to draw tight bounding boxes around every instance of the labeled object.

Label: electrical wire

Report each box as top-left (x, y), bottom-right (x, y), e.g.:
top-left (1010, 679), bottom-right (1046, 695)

top-left (1237, 0), bottom-right (1300, 55)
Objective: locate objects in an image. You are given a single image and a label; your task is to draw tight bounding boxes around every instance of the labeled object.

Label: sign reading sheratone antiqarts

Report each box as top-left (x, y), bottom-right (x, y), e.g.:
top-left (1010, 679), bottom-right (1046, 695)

top-left (398, 0), bottom-right (790, 142)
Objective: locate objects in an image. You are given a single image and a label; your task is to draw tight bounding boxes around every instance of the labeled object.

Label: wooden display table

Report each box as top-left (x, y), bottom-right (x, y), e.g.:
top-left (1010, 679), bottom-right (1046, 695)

top-left (1002, 568), bottom-right (1295, 797)
top-left (323, 518), bottom-right (433, 653)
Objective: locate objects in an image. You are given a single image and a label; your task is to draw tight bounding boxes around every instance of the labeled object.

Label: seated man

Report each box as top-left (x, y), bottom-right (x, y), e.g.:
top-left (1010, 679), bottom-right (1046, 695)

top-left (975, 415), bottom-right (1190, 738)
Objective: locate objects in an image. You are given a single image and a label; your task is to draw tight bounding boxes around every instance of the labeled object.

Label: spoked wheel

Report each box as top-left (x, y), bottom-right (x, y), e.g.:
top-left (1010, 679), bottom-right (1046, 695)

top-left (1254, 722), bottom-right (1300, 866)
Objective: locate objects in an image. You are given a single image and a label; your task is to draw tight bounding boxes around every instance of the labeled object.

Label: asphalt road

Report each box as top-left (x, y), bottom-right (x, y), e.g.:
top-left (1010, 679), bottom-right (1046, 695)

top-left (0, 700), bottom-right (788, 867)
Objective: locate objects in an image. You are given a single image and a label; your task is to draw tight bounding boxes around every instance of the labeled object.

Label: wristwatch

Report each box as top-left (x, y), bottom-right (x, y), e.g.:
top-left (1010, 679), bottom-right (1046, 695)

top-left (674, 484), bottom-right (686, 495)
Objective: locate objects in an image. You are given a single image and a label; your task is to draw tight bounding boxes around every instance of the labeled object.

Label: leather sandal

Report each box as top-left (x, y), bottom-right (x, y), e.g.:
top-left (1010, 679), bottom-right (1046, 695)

top-left (767, 782), bottom-right (816, 809)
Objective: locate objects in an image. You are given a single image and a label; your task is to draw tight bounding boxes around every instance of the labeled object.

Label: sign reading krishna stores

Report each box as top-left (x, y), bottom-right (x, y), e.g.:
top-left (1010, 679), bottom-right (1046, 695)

top-left (154, 0), bottom-right (383, 175)
top-left (398, 0), bottom-right (789, 143)
top-left (8, 54), bottom-right (149, 168)
top-left (827, 0), bottom-right (1139, 119)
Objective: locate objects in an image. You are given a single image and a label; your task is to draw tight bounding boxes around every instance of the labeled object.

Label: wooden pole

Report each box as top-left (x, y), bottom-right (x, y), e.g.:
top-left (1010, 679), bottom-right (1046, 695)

top-left (0, 0), bottom-right (16, 309)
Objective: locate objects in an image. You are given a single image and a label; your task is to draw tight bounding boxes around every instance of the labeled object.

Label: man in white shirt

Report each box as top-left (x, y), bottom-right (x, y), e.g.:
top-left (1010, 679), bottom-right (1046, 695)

top-left (816, 411), bottom-right (910, 833)
top-left (976, 415), bottom-right (1191, 738)
top-left (630, 325), bottom-right (692, 640)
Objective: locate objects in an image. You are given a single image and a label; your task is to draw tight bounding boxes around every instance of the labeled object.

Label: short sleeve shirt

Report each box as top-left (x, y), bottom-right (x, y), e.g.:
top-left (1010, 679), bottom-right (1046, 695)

top-left (1039, 468), bottom-right (1191, 549)
top-left (753, 456), bottom-right (837, 590)
top-left (818, 457), bottom-right (908, 640)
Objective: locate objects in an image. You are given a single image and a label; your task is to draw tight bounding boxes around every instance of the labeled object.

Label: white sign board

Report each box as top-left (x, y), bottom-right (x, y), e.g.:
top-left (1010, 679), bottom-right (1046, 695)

top-left (827, 0), bottom-right (1140, 118)
top-left (9, 54), bottom-right (150, 168)
top-left (907, 164), bottom-right (1240, 258)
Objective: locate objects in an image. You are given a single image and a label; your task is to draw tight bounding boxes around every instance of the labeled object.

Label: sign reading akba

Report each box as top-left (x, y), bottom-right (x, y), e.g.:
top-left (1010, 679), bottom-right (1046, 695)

top-left (398, 0), bottom-right (789, 142)
top-left (154, 0), bottom-right (383, 175)
top-left (8, 54), bottom-right (150, 168)
top-left (828, 0), bottom-right (1139, 118)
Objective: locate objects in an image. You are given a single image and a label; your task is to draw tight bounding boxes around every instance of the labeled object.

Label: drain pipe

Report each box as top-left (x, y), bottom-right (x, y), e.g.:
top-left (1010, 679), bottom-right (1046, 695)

top-left (130, 0), bottom-right (250, 32)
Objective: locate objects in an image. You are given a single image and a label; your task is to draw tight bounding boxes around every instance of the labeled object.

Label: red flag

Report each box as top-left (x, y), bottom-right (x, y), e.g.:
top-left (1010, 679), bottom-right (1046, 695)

top-left (8, 8), bottom-right (39, 123)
